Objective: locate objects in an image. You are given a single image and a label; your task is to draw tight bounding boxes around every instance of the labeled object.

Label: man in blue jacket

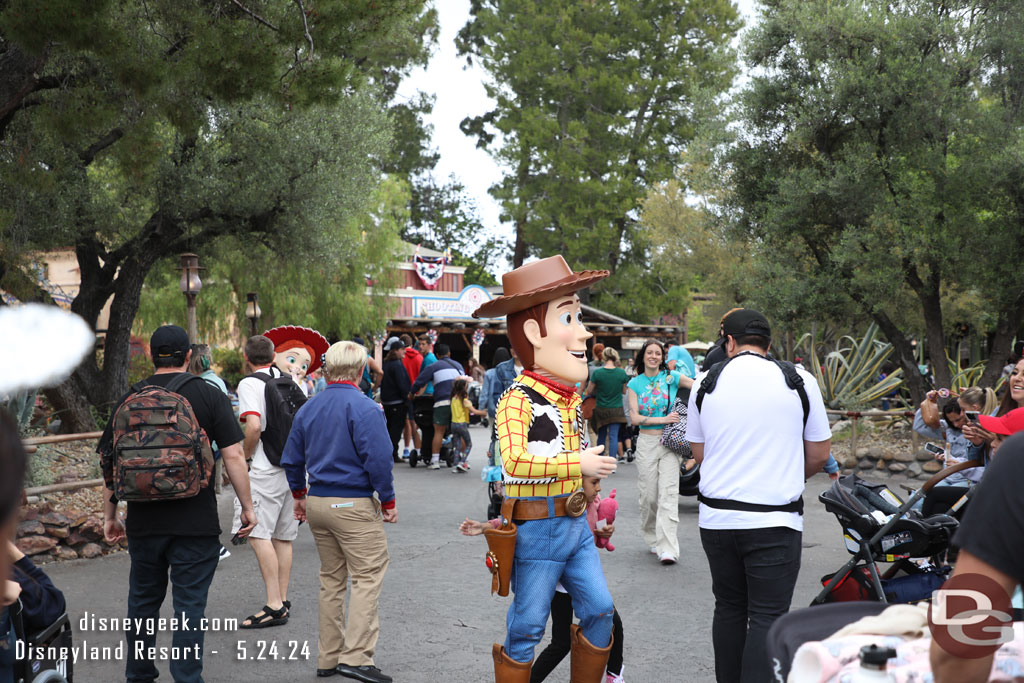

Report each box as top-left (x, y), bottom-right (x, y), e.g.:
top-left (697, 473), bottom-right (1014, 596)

top-left (282, 341), bottom-right (397, 683)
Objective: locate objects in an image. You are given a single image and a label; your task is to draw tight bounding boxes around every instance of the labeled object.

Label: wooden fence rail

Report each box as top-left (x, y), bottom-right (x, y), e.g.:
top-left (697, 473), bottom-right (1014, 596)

top-left (21, 431), bottom-right (104, 497)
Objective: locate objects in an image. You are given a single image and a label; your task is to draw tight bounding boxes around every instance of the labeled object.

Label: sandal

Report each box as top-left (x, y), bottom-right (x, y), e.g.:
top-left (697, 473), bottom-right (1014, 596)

top-left (239, 604), bottom-right (288, 629)
top-left (282, 600), bottom-right (291, 616)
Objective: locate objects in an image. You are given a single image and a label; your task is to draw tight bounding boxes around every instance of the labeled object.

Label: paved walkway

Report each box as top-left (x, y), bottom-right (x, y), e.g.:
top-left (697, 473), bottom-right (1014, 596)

top-left (45, 424), bottom-right (851, 681)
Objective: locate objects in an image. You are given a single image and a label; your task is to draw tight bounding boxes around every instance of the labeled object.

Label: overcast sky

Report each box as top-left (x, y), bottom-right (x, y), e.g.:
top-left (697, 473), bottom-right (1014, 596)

top-left (397, 0), bottom-right (760, 254)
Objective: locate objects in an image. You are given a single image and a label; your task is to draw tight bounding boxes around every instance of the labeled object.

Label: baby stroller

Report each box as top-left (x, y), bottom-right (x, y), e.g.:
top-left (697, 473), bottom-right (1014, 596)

top-left (483, 465), bottom-right (504, 520)
top-left (409, 395), bottom-right (454, 468)
top-left (10, 599), bottom-right (73, 682)
top-left (810, 462), bottom-right (978, 607)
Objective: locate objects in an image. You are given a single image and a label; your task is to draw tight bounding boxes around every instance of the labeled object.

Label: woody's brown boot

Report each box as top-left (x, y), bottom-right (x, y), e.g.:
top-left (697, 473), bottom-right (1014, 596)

top-left (569, 624), bottom-right (612, 683)
top-left (492, 643), bottom-right (531, 683)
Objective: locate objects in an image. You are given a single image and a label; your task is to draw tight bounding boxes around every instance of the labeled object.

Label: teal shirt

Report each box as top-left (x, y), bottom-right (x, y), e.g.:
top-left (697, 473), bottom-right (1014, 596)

top-left (421, 352), bottom-right (437, 396)
top-left (627, 370), bottom-right (679, 429)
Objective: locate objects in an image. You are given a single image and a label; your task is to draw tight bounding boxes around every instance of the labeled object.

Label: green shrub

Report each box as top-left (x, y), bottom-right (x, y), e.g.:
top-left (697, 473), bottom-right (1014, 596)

top-left (213, 347), bottom-right (245, 390)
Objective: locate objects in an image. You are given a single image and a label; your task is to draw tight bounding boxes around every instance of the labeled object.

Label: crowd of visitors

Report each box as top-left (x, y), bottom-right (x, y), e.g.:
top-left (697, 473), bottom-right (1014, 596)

top-left (5, 303), bottom-right (1024, 683)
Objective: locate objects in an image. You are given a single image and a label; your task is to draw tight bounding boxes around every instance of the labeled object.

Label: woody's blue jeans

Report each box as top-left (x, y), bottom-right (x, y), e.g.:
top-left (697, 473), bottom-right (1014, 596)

top-left (504, 496), bottom-right (614, 664)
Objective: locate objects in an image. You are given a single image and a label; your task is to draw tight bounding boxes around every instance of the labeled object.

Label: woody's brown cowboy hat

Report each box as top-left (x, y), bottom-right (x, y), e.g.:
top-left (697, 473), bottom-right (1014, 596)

top-left (473, 255), bottom-right (609, 319)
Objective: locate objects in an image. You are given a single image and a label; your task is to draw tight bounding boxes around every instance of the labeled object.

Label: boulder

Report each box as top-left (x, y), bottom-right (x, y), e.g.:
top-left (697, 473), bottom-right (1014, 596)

top-left (867, 446), bottom-right (886, 461)
top-left (34, 502), bottom-right (53, 515)
top-left (19, 507), bottom-right (38, 522)
top-left (858, 460), bottom-right (875, 470)
top-left (80, 543), bottom-right (103, 559)
top-left (892, 451), bottom-right (915, 463)
top-left (38, 512), bottom-right (70, 527)
top-left (880, 451), bottom-right (894, 462)
top-left (831, 420), bottom-right (852, 434)
top-left (841, 454), bottom-right (859, 469)
top-left (16, 535), bottom-right (58, 556)
top-left (916, 450), bottom-right (935, 462)
top-left (856, 447), bottom-right (873, 460)
top-left (906, 461), bottom-right (923, 477)
top-left (876, 460), bottom-right (887, 470)
top-left (888, 463), bottom-right (907, 473)
top-left (76, 517), bottom-right (105, 542)
top-left (17, 520), bottom-right (45, 537)
top-left (56, 547), bottom-right (79, 561)
top-left (66, 510), bottom-right (91, 528)
top-left (922, 461), bottom-right (942, 474)
top-left (45, 525), bottom-right (69, 539)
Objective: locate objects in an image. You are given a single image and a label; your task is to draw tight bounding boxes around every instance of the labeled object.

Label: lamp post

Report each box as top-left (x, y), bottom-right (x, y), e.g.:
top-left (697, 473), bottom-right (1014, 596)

top-left (179, 253), bottom-right (202, 341)
top-left (245, 292), bottom-right (261, 337)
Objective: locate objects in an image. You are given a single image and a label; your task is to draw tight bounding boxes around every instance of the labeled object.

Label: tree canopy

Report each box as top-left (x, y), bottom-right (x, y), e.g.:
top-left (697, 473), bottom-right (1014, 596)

top-left (646, 0), bottom-right (1024, 402)
top-left (457, 0), bottom-right (741, 320)
top-left (0, 0), bottom-right (435, 429)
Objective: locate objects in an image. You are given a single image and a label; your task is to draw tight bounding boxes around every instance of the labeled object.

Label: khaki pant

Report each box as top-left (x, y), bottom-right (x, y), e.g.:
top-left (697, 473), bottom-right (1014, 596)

top-left (306, 496), bottom-right (390, 670)
top-left (635, 431), bottom-right (682, 559)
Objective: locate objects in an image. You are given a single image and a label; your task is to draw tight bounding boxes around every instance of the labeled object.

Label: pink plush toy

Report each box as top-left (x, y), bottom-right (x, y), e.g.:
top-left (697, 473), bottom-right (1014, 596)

top-left (594, 489), bottom-right (618, 551)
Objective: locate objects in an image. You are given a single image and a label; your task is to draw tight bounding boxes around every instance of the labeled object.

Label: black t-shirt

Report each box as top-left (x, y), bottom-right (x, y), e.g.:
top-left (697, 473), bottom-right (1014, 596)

top-left (701, 337), bottom-right (728, 372)
top-left (954, 432), bottom-right (1024, 584)
top-left (98, 372), bottom-right (243, 537)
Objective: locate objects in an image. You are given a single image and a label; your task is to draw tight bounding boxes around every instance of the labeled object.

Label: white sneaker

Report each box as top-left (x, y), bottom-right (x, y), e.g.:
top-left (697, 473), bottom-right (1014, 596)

top-left (659, 552), bottom-right (677, 565)
top-left (649, 546), bottom-right (658, 556)
top-left (429, 462), bottom-right (441, 470)
top-left (606, 664), bottom-right (625, 682)
top-left (457, 463), bottom-right (470, 473)
top-left (218, 546), bottom-right (230, 561)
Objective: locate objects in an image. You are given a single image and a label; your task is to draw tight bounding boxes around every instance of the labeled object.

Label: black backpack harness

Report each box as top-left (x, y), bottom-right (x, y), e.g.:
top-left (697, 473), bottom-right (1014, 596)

top-left (694, 351), bottom-right (811, 515)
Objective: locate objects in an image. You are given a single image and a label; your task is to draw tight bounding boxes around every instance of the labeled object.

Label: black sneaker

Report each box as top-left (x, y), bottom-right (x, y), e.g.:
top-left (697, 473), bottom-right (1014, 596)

top-left (335, 664), bottom-right (392, 683)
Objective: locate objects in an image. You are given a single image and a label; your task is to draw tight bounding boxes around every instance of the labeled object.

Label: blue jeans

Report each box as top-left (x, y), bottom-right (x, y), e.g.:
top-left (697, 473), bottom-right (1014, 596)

top-left (505, 497), bottom-right (614, 663)
top-left (596, 423), bottom-right (620, 456)
top-left (126, 535), bottom-right (220, 683)
top-left (700, 526), bottom-right (802, 683)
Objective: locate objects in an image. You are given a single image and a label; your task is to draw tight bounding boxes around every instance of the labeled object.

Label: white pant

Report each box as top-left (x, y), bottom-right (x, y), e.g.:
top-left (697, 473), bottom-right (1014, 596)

top-left (635, 431), bottom-right (682, 559)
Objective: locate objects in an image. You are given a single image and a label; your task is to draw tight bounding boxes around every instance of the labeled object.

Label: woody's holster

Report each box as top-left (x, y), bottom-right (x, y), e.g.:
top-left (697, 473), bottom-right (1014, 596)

top-left (484, 498), bottom-right (518, 597)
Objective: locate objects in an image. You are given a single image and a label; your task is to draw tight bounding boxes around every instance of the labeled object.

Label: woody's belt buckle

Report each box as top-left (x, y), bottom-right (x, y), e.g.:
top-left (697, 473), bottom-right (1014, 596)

top-left (564, 490), bottom-right (587, 518)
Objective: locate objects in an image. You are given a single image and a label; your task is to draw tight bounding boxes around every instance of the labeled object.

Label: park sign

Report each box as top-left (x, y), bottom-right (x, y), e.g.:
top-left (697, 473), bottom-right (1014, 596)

top-left (412, 285), bottom-right (496, 320)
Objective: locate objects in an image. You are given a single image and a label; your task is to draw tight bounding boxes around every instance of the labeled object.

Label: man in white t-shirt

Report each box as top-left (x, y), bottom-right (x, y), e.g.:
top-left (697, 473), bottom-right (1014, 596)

top-left (233, 335), bottom-right (299, 629)
top-left (685, 309), bottom-right (831, 683)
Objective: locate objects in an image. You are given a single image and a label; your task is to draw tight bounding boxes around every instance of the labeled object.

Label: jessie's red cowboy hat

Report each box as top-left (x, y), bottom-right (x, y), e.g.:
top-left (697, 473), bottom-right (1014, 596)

top-left (472, 255), bottom-right (609, 319)
top-left (263, 325), bottom-right (330, 374)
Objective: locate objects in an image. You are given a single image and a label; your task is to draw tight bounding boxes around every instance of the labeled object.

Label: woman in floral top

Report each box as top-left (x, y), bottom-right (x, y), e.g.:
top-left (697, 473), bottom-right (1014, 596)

top-left (626, 339), bottom-right (693, 564)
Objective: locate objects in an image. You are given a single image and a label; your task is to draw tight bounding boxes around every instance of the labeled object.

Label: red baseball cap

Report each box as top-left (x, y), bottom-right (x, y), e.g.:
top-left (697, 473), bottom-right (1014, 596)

top-left (978, 407), bottom-right (1024, 436)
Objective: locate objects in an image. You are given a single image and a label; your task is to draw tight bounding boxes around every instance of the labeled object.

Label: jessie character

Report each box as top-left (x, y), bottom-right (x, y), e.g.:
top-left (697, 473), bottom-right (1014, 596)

top-left (263, 326), bottom-right (329, 397)
top-left (473, 255), bottom-right (619, 683)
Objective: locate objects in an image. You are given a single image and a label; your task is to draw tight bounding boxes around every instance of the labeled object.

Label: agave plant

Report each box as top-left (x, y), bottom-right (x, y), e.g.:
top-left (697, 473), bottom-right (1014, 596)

top-left (946, 355), bottom-right (1007, 395)
top-left (1, 388), bottom-right (37, 433)
top-left (798, 324), bottom-right (905, 410)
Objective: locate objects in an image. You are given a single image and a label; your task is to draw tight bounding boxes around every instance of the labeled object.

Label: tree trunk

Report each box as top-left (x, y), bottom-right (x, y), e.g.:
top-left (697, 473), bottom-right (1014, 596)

top-left (57, 213), bottom-right (183, 422)
top-left (870, 310), bottom-right (928, 406)
top-left (981, 302), bottom-right (1024, 389)
top-left (907, 264), bottom-right (951, 391)
top-left (42, 374), bottom-right (97, 433)
top-left (511, 147), bottom-right (530, 269)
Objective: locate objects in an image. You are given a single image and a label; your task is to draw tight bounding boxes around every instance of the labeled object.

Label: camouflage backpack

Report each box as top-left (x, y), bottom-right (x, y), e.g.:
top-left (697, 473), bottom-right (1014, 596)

top-left (111, 374), bottom-right (214, 502)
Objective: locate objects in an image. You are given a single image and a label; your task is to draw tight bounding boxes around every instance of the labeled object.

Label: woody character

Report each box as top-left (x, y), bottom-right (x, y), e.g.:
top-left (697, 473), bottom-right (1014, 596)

top-left (473, 255), bottom-right (619, 683)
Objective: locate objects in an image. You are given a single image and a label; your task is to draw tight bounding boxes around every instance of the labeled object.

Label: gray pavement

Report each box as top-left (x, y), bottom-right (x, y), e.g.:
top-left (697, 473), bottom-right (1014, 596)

top-left (45, 424), bottom-right (858, 682)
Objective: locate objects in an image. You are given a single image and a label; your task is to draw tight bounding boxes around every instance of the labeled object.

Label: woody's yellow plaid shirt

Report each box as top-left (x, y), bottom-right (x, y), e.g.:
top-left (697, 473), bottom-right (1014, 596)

top-left (495, 372), bottom-right (583, 498)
